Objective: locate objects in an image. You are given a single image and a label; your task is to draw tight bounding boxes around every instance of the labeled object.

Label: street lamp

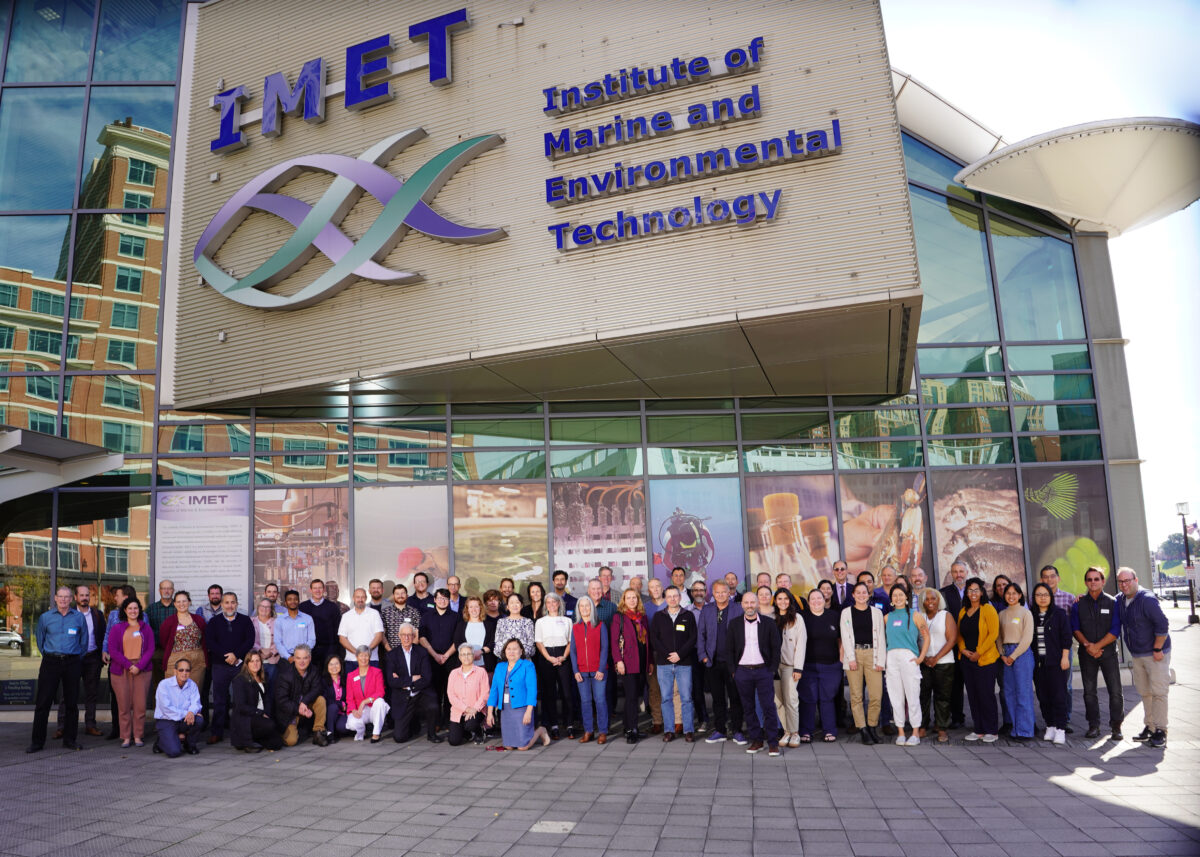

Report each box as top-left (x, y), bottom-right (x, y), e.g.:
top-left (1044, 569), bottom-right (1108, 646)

top-left (1178, 502), bottom-right (1198, 625)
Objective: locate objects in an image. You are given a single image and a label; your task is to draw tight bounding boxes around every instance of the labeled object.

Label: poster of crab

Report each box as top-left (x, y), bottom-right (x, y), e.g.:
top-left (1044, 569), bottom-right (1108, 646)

top-left (839, 473), bottom-right (933, 580)
top-left (1020, 465), bottom-right (1113, 595)
top-left (929, 469), bottom-right (1025, 588)
top-left (648, 477), bottom-right (745, 587)
top-left (551, 481), bottom-right (648, 591)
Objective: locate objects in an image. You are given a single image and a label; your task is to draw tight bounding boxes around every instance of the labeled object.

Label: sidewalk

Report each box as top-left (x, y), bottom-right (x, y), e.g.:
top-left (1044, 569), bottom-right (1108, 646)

top-left (1, 608), bottom-right (1197, 857)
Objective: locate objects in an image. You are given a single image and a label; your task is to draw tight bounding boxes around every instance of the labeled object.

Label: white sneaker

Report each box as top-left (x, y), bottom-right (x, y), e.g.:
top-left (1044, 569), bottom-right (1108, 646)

top-left (895, 735), bottom-right (907, 746)
top-left (1043, 727), bottom-right (1055, 741)
top-left (981, 733), bottom-right (999, 743)
top-left (965, 732), bottom-right (982, 741)
top-left (906, 735), bottom-right (920, 746)
top-left (353, 735), bottom-right (364, 742)
top-left (788, 733), bottom-right (801, 748)
top-left (1053, 728), bottom-right (1067, 745)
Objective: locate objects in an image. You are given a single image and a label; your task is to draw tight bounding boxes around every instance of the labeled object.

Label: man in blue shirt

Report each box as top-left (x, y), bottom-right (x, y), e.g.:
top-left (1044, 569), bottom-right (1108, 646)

top-left (27, 586), bottom-right (88, 753)
top-left (1116, 568), bottom-right (1171, 748)
top-left (153, 659), bottom-right (204, 757)
top-left (275, 589), bottom-right (316, 662)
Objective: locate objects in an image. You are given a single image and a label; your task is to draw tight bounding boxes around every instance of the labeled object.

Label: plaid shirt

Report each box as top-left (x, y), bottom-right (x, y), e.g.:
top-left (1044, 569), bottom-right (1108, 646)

top-left (145, 599), bottom-right (175, 634)
top-left (1053, 588), bottom-right (1078, 612)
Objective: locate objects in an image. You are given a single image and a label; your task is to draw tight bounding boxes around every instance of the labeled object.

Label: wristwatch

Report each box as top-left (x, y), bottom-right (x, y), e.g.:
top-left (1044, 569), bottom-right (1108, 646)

top-left (1152, 648), bottom-right (1163, 653)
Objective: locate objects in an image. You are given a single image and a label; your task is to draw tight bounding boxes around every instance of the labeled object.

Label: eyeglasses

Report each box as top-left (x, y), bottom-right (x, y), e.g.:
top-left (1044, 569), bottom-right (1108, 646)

top-left (176, 668), bottom-right (191, 672)
top-left (1084, 576), bottom-right (1103, 582)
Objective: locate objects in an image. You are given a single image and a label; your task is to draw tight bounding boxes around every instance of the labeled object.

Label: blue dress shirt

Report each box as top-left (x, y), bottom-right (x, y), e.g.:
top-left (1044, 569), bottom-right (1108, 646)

top-left (154, 677), bottom-right (202, 720)
top-left (275, 612), bottom-right (317, 660)
top-left (35, 607), bottom-right (87, 656)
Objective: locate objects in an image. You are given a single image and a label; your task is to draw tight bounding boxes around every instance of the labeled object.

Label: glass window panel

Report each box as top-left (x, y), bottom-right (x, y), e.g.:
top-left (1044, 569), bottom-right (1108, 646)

top-left (920, 376), bottom-right (1008, 404)
top-left (646, 446), bottom-right (739, 475)
top-left (924, 407), bottom-right (1011, 435)
top-left (92, 0), bottom-right (182, 81)
top-left (910, 185), bottom-right (999, 343)
top-left (55, 491), bottom-right (151, 606)
top-left (831, 392), bottom-right (919, 407)
top-left (1013, 404), bottom-right (1098, 432)
top-left (351, 451), bottom-right (447, 483)
top-left (918, 346), bottom-right (1004, 375)
top-left (0, 217), bottom-right (75, 369)
top-left (0, 494), bottom-right (54, 686)
top-left (1017, 434), bottom-right (1102, 463)
top-left (158, 408), bottom-right (247, 421)
top-left (740, 412), bottom-right (830, 441)
top-left (63, 373), bottom-right (153, 451)
top-left (253, 453), bottom-right (348, 484)
top-left (351, 403), bottom-right (445, 419)
top-left (168, 424), bottom-right (204, 452)
top-left (450, 402), bottom-right (541, 415)
top-left (902, 133), bottom-right (977, 201)
top-left (5, 0), bottom-right (96, 82)
top-left (836, 440), bottom-right (923, 469)
top-left (549, 417), bottom-right (641, 445)
top-left (353, 420), bottom-right (447, 448)
top-left (1010, 374), bottom-right (1095, 402)
top-left (834, 409), bottom-right (920, 439)
top-left (739, 396), bottom-right (829, 409)
top-left (156, 457), bottom-right (254, 486)
top-left (155, 423), bottom-right (251, 453)
top-left (66, 458), bottom-right (153, 487)
top-left (451, 418), bottom-right (544, 447)
top-left (256, 422), bottom-right (345, 451)
top-left (78, 87), bottom-right (174, 199)
top-left (644, 398), bottom-right (734, 411)
top-left (28, 410), bottom-right (56, 433)
top-left (743, 443), bottom-right (833, 472)
top-left (0, 88), bottom-right (86, 209)
top-left (549, 447), bottom-right (643, 478)
top-left (926, 437), bottom-right (1015, 466)
top-left (1021, 465), bottom-right (1113, 595)
top-left (991, 216), bottom-right (1085, 341)
top-left (1006, 344), bottom-right (1090, 372)
top-left (646, 414), bottom-right (736, 443)
top-left (547, 400), bottom-right (641, 413)
top-left (986, 196), bottom-right (1070, 238)
top-left (451, 449), bottom-right (546, 480)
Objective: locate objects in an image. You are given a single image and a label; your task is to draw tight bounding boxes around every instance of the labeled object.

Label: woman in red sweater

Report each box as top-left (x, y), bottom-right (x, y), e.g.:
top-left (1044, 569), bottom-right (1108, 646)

top-left (571, 596), bottom-right (610, 744)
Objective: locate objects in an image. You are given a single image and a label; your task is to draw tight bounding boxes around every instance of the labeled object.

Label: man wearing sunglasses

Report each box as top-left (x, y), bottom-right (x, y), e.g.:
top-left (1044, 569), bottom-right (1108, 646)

top-left (153, 660), bottom-right (204, 757)
top-left (1071, 567), bottom-right (1124, 741)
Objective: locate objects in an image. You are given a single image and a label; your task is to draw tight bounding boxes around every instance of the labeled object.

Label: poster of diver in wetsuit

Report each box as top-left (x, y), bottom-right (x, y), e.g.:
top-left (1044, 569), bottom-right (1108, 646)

top-left (648, 477), bottom-right (745, 587)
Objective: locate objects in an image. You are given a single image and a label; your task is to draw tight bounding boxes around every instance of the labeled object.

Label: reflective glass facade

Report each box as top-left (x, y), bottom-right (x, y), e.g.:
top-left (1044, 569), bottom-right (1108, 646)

top-left (0, 3), bottom-right (1123, 701)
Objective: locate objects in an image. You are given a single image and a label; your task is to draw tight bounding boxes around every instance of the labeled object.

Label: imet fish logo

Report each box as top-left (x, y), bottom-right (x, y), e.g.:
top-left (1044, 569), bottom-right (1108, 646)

top-left (1024, 471), bottom-right (1079, 521)
top-left (193, 128), bottom-right (505, 309)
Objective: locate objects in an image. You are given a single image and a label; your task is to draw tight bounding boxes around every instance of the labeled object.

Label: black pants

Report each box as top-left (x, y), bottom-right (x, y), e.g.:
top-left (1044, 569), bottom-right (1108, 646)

top-left (1034, 657), bottom-right (1069, 730)
top-left (950, 655), bottom-right (965, 724)
top-left (234, 712), bottom-right (283, 750)
top-left (607, 651), bottom-right (619, 721)
top-left (692, 660), bottom-right (709, 724)
top-left (431, 659), bottom-right (452, 726)
top-left (448, 712), bottom-right (484, 745)
top-left (199, 660), bottom-right (213, 725)
top-left (155, 716), bottom-right (204, 757)
top-left (1079, 648), bottom-right (1124, 729)
top-left (920, 661), bottom-right (954, 730)
top-left (962, 659), bottom-right (999, 734)
top-left (58, 650), bottom-right (103, 728)
top-left (707, 660), bottom-right (743, 735)
top-left (537, 646), bottom-right (574, 731)
top-left (32, 654), bottom-right (81, 748)
top-left (391, 689), bottom-right (439, 742)
top-left (209, 662), bottom-right (239, 738)
top-left (621, 672), bottom-right (644, 732)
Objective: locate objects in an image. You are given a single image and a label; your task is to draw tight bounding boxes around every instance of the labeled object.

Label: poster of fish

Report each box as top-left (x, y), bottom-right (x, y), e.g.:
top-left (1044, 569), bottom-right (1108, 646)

top-left (1020, 465), bottom-right (1113, 595)
top-left (929, 469), bottom-right (1024, 589)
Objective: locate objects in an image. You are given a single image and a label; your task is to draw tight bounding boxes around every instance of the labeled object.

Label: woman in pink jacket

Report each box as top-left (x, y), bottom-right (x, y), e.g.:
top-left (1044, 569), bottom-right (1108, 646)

top-left (106, 597), bottom-right (155, 748)
top-left (345, 646), bottom-right (388, 742)
top-left (447, 642), bottom-right (489, 744)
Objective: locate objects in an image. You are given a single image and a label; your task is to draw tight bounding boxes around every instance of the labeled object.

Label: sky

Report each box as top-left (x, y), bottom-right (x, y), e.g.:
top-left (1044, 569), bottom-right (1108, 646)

top-left (879, 0), bottom-right (1200, 555)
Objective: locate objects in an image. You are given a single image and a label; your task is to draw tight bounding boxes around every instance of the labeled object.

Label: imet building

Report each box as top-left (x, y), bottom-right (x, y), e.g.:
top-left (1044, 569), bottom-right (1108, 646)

top-left (0, 0), bottom-right (1195, 701)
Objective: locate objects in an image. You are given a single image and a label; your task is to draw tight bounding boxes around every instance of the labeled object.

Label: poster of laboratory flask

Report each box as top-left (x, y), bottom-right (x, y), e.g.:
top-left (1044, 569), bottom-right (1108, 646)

top-left (743, 475), bottom-right (840, 597)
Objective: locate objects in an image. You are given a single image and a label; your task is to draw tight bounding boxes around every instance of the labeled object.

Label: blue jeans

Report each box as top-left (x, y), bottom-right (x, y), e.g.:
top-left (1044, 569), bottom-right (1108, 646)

top-left (656, 663), bottom-right (694, 732)
top-left (155, 714), bottom-right (205, 757)
top-left (1002, 644), bottom-right (1035, 738)
top-left (577, 671), bottom-right (609, 734)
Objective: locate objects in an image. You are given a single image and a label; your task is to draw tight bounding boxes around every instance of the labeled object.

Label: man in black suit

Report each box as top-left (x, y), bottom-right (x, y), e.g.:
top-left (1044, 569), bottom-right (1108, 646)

top-left (826, 562), bottom-right (853, 727)
top-left (386, 623), bottom-right (441, 743)
top-left (727, 590), bottom-right (783, 756)
top-left (939, 561), bottom-right (968, 728)
top-left (57, 584), bottom-right (106, 738)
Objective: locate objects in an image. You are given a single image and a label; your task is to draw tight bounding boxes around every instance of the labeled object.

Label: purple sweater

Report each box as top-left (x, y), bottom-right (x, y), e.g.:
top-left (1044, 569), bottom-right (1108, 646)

top-left (106, 620), bottom-right (155, 675)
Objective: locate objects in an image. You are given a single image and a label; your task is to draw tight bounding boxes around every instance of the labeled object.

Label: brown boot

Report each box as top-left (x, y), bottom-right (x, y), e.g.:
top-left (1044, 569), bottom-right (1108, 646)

top-left (596, 733), bottom-right (607, 745)
top-left (579, 732), bottom-right (593, 743)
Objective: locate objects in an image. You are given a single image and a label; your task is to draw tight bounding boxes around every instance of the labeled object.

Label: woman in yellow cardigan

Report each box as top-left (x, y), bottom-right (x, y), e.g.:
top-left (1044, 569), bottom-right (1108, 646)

top-left (957, 577), bottom-right (1000, 742)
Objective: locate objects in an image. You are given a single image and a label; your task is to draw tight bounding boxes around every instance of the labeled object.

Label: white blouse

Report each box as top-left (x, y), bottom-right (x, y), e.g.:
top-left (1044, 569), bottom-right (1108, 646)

top-left (534, 615), bottom-right (572, 648)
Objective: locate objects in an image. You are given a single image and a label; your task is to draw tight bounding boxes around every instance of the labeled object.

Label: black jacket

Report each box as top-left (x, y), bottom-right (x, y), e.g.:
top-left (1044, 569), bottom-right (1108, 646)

top-left (725, 614), bottom-right (781, 673)
top-left (385, 645), bottom-right (433, 696)
top-left (828, 582), bottom-right (853, 613)
top-left (298, 599), bottom-right (343, 650)
top-left (649, 608), bottom-right (698, 666)
top-left (1034, 605), bottom-right (1073, 662)
top-left (204, 612), bottom-right (254, 661)
top-left (452, 619), bottom-right (495, 665)
top-left (230, 673), bottom-right (273, 748)
top-left (940, 584), bottom-right (964, 619)
top-left (273, 661), bottom-right (323, 728)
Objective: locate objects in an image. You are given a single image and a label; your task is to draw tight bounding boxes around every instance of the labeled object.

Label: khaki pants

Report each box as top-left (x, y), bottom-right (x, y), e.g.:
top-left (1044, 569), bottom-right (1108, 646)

top-left (111, 670), bottom-right (151, 742)
top-left (847, 648), bottom-right (882, 728)
top-left (1130, 653), bottom-right (1169, 731)
top-left (774, 662), bottom-right (799, 734)
top-left (282, 696), bottom-right (328, 746)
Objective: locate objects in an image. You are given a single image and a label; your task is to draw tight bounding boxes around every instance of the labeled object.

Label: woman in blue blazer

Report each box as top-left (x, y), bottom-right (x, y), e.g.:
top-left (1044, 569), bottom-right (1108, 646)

top-left (487, 638), bottom-right (550, 749)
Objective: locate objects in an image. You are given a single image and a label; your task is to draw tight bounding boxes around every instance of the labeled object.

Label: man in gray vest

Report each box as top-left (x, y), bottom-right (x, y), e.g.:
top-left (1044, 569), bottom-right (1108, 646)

top-left (1070, 566), bottom-right (1123, 740)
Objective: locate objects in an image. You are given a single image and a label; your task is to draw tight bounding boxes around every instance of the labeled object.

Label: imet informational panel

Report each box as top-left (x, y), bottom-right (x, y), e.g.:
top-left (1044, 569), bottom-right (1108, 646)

top-left (165, 0), bottom-right (918, 407)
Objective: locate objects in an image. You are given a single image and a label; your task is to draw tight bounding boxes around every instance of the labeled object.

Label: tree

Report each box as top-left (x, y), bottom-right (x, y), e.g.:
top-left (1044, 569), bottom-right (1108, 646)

top-left (0, 564), bottom-right (51, 657)
top-left (1156, 532), bottom-right (1200, 565)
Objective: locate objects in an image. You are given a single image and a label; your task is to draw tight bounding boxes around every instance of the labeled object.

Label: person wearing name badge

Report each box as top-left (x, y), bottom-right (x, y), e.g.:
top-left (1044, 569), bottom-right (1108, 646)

top-left (797, 589), bottom-right (841, 745)
top-left (275, 589), bottom-right (316, 664)
top-left (251, 597), bottom-right (280, 686)
top-left (649, 585), bottom-right (698, 743)
top-left (957, 578), bottom-right (1001, 742)
top-left (774, 589), bottom-right (806, 748)
top-left (447, 642), bottom-right (489, 745)
top-left (204, 592), bottom-right (255, 746)
top-left (346, 645), bottom-right (389, 743)
top-left (535, 592), bottom-right (576, 740)
top-left (27, 586), bottom-right (88, 753)
top-left (997, 583), bottom-right (1036, 742)
top-left (160, 591), bottom-right (208, 700)
top-left (882, 586), bottom-right (929, 746)
top-left (153, 659), bottom-right (204, 757)
top-left (1071, 566), bottom-right (1124, 741)
top-left (918, 588), bottom-right (957, 744)
top-left (273, 644), bottom-right (329, 747)
top-left (840, 581), bottom-right (886, 745)
top-left (487, 638), bottom-right (550, 750)
top-left (571, 595), bottom-right (609, 744)
top-left (230, 650), bottom-right (283, 753)
top-left (1031, 583), bottom-right (1072, 744)
top-left (106, 597), bottom-right (155, 748)
top-left (552, 569), bottom-right (577, 618)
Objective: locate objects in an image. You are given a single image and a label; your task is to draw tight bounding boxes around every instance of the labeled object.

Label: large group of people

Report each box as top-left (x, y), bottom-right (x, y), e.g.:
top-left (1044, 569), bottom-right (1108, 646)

top-left (25, 561), bottom-right (1172, 756)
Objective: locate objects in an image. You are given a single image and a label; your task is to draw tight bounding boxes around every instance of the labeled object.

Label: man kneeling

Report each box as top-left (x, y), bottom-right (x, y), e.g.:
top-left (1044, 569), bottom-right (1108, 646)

top-left (274, 644), bottom-right (328, 746)
top-left (153, 659), bottom-right (204, 757)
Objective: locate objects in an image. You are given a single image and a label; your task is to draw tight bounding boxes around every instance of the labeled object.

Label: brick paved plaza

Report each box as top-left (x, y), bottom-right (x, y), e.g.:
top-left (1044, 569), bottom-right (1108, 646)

top-left (1, 608), bottom-right (1197, 857)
